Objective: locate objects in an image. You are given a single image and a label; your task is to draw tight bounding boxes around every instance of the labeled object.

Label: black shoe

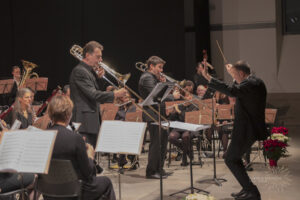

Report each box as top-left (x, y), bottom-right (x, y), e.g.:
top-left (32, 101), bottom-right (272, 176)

top-left (175, 152), bottom-right (182, 161)
top-left (245, 163), bottom-right (254, 171)
top-left (95, 164), bottom-right (103, 174)
top-left (146, 173), bottom-right (167, 179)
top-left (235, 190), bottom-right (261, 200)
top-left (231, 189), bottom-right (246, 198)
top-left (129, 162), bottom-right (139, 170)
top-left (180, 161), bottom-right (189, 166)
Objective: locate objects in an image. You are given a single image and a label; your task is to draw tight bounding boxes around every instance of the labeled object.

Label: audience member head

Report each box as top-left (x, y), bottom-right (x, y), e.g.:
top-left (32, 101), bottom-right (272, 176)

top-left (48, 95), bottom-right (74, 126)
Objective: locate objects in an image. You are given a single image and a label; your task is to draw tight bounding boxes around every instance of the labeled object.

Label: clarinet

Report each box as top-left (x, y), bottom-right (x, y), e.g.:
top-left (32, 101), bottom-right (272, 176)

top-left (36, 86), bottom-right (61, 116)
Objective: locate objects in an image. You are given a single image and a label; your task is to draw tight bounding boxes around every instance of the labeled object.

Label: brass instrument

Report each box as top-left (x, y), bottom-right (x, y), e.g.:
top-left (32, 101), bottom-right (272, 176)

top-left (19, 60), bottom-right (39, 88)
top-left (70, 45), bottom-right (131, 88)
top-left (135, 62), bottom-right (206, 109)
top-left (70, 45), bottom-right (169, 125)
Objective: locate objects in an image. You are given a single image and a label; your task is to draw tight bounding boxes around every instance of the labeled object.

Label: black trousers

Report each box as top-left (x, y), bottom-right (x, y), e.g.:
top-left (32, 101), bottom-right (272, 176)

top-left (225, 134), bottom-right (256, 191)
top-left (146, 123), bottom-right (168, 176)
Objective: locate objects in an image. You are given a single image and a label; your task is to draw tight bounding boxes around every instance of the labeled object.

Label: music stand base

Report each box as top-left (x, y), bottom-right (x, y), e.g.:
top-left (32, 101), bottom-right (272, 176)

top-left (197, 177), bottom-right (227, 186)
top-left (169, 186), bottom-right (209, 196)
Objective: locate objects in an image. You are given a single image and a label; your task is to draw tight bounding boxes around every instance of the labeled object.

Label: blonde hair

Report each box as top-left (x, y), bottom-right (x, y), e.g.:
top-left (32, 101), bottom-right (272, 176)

top-left (12, 88), bottom-right (32, 122)
top-left (48, 95), bottom-right (73, 124)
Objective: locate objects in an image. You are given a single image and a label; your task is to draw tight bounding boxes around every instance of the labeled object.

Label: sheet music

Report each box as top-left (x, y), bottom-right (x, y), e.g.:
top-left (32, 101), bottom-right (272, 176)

top-left (0, 130), bottom-right (57, 173)
top-left (95, 120), bottom-right (147, 155)
top-left (139, 82), bottom-right (174, 106)
top-left (153, 121), bottom-right (211, 132)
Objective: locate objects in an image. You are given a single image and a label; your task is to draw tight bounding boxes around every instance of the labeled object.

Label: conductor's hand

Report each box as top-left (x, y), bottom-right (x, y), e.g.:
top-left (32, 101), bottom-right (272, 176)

top-left (114, 88), bottom-right (127, 98)
top-left (172, 90), bottom-right (181, 100)
top-left (86, 143), bottom-right (95, 160)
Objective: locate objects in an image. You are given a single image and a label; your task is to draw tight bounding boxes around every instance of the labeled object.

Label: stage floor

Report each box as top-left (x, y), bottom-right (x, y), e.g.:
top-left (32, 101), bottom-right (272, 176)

top-left (99, 138), bottom-right (300, 200)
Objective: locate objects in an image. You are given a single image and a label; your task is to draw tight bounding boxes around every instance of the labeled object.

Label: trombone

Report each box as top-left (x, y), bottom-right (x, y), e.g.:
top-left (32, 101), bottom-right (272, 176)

top-left (135, 62), bottom-right (208, 109)
top-left (70, 45), bottom-right (170, 124)
top-left (70, 44), bottom-right (131, 89)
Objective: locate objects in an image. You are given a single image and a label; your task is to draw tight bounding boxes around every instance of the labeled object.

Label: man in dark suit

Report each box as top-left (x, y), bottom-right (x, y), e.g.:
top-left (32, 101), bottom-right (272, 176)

top-left (200, 61), bottom-right (267, 200)
top-left (69, 41), bottom-right (126, 147)
top-left (138, 56), bottom-right (180, 179)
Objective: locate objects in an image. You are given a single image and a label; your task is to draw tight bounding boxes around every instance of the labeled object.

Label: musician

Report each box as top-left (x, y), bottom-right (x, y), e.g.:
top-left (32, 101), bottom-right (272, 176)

top-left (196, 84), bottom-right (213, 100)
top-left (69, 41), bottom-right (126, 147)
top-left (138, 56), bottom-right (180, 179)
top-left (200, 60), bottom-right (267, 200)
top-left (8, 66), bottom-right (21, 105)
top-left (113, 89), bottom-right (138, 169)
top-left (47, 95), bottom-right (116, 200)
top-left (5, 88), bottom-right (33, 129)
top-left (193, 61), bottom-right (216, 89)
top-left (168, 80), bottom-right (198, 166)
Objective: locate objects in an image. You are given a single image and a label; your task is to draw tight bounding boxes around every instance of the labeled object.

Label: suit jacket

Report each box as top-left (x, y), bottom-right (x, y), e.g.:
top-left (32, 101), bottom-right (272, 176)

top-left (69, 61), bottom-right (114, 134)
top-left (138, 72), bottom-right (173, 122)
top-left (208, 75), bottom-right (267, 141)
top-left (48, 124), bottom-right (95, 182)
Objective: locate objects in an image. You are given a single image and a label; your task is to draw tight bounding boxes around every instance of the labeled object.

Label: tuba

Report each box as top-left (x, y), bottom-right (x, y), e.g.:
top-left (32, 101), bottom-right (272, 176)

top-left (19, 60), bottom-right (39, 88)
top-left (70, 45), bottom-right (131, 87)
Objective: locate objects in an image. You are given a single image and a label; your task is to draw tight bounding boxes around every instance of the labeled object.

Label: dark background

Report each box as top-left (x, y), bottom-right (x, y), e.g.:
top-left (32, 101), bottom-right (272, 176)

top-left (0, 0), bottom-right (210, 102)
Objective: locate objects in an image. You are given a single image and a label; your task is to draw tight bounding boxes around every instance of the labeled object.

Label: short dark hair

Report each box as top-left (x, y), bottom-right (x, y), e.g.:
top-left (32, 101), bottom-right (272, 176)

top-left (82, 41), bottom-right (104, 58)
top-left (12, 65), bottom-right (20, 72)
top-left (146, 56), bottom-right (166, 69)
top-left (233, 60), bottom-right (251, 75)
top-left (183, 80), bottom-right (194, 88)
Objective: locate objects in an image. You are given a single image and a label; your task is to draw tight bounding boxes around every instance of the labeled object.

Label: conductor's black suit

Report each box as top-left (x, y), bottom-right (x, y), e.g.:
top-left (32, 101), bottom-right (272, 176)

top-left (208, 75), bottom-right (267, 191)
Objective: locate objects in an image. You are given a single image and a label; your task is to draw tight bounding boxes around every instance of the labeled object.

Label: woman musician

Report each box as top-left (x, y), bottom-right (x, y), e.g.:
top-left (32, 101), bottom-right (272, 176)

top-left (168, 80), bottom-right (198, 166)
top-left (5, 88), bottom-right (34, 129)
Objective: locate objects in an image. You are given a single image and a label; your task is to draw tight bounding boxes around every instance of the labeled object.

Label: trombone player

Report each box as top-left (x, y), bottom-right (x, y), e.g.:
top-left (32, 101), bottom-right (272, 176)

top-left (69, 41), bottom-right (126, 147)
top-left (138, 56), bottom-right (180, 179)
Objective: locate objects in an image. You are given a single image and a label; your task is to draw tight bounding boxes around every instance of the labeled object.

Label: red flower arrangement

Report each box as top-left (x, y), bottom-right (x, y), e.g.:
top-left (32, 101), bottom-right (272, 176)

top-left (263, 127), bottom-right (289, 167)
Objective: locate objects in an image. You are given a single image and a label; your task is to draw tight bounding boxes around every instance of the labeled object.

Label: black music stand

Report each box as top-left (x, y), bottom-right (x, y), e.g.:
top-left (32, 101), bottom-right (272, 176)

top-left (197, 96), bottom-right (227, 186)
top-left (140, 82), bottom-right (174, 200)
top-left (167, 122), bottom-right (210, 197)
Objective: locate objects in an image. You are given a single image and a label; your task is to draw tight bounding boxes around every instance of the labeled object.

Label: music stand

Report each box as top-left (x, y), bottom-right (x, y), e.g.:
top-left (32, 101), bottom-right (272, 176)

top-left (0, 79), bottom-right (14, 94)
top-left (25, 77), bottom-right (48, 91)
top-left (125, 110), bottom-right (143, 122)
top-left (165, 121), bottom-right (210, 197)
top-left (99, 103), bottom-right (120, 168)
top-left (197, 97), bottom-right (227, 186)
top-left (140, 82), bottom-right (174, 200)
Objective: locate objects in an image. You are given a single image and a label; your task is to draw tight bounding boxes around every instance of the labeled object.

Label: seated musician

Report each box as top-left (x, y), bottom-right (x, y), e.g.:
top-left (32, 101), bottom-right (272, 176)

top-left (215, 91), bottom-right (231, 157)
top-left (168, 80), bottom-right (198, 166)
top-left (47, 95), bottom-right (116, 200)
top-left (8, 66), bottom-right (21, 105)
top-left (5, 88), bottom-right (34, 129)
top-left (112, 89), bottom-right (139, 170)
top-left (0, 123), bottom-right (36, 199)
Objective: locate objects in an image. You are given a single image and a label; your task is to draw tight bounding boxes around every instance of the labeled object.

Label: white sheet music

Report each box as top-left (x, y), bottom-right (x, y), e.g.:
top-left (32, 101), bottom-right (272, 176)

top-left (153, 121), bottom-right (211, 132)
top-left (95, 120), bottom-right (147, 155)
top-left (0, 130), bottom-right (57, 174)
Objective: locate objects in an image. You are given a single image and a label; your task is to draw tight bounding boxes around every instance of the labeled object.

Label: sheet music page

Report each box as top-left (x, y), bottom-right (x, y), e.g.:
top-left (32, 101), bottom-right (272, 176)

top-left (0, 131), bottom-right (24, 171)
top-left (0, 130), bottom-right (57, 173)
top-left (156, 121), bottom-right (211, 132)
top-left (11, 119), bottom-right (22, 130)
top-left (95, 120), bottom-right (146, 155)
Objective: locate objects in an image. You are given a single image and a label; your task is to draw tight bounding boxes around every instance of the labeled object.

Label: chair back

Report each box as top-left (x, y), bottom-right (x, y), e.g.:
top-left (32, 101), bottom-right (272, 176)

top-left (36, 159), bottom-right (81, 199)
top-left (0, 189), bottom-right (28, 200)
